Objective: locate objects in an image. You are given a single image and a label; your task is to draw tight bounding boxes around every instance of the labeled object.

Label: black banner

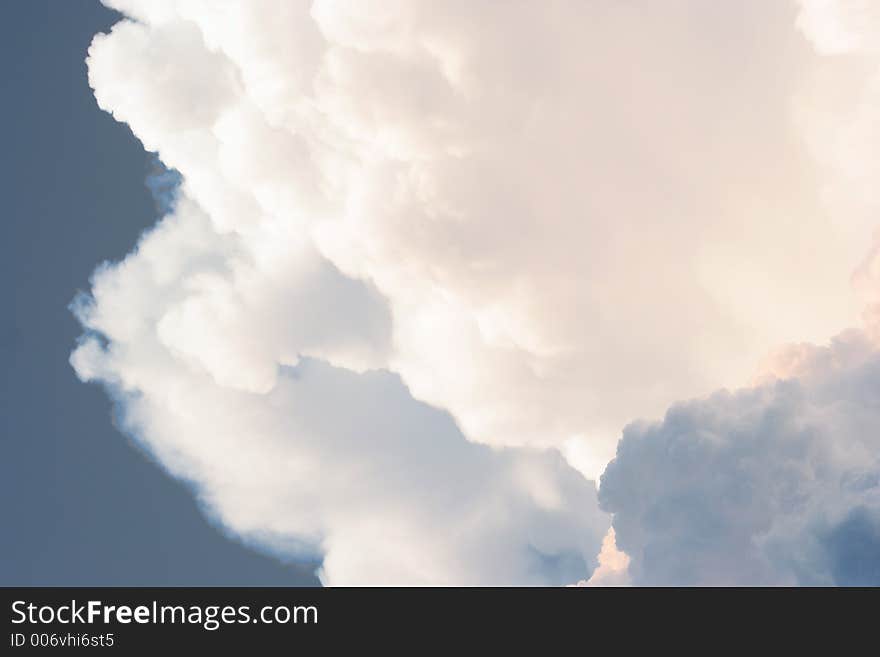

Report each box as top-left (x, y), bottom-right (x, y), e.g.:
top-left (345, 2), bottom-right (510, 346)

top-left (1, 587), bottom-right (874, 651)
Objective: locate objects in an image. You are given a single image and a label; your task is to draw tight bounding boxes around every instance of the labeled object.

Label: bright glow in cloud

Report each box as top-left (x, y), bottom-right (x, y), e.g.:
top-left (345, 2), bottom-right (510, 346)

top-left (575, 528), bottom-right (630, 587)
top-left (598, 0), bottom-right (880, 585)
top-left (72, 0), bottom-right (880, 584)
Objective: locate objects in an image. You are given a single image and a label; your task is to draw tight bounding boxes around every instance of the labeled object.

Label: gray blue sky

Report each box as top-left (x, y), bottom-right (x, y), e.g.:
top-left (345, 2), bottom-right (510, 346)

top-left (0, 0), bottom-right (317, 585)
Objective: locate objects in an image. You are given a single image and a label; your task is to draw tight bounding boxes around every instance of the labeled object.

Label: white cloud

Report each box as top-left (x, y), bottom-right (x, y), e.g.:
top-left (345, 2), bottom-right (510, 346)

top-left (89, 1), bottom-right (877, 474)
top-left (72, 198), bottom-right (607, 585)
top-left (73, 0), bottom-right (880, 584)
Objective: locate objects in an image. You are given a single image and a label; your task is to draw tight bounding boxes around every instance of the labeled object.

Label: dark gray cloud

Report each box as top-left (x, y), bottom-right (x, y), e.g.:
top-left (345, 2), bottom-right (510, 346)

top-left (821, 506), bottom-right (880, 586)
top-left (600, 331), bottom-right (880, 585)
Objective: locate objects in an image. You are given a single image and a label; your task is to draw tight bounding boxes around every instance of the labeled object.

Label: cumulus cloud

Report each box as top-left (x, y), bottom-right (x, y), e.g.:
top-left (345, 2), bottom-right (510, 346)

top-left (71, 197), bottom-right (607, 585)
top-left (72, 0), bottom-right (880, 584)
top-left (87, 0), bottom-right (875, 474)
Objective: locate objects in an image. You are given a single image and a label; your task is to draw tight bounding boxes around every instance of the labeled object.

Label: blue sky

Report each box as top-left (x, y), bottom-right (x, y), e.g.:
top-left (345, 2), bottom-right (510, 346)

top-left (0, 0), bottom-right (317, 586)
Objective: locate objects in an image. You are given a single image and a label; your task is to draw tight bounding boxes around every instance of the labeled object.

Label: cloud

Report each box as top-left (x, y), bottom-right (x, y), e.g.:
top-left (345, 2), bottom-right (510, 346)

top-left (71, 195), bottom-right (607, 585)
top-left (74, 0), bottom-right (880, 584)
top-left (87, 1), bottom-right (877, 478)
top-left (600, 329), bottom-right (880, 585)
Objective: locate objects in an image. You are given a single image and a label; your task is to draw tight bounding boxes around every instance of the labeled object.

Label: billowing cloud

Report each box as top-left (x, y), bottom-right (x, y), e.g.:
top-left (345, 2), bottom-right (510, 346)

top-left (73, 0), bottom-right (880, 584)
top-left (71, 197), bottom-right (607, 585)
top-left (600, 328), bottom-right (880, 585)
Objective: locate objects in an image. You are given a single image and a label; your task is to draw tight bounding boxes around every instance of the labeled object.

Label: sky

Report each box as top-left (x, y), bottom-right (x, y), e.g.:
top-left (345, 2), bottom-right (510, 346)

top-left (5, 0), bottom-right (880, 586)
top-left (0, 0), bottom-right (318, 586)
